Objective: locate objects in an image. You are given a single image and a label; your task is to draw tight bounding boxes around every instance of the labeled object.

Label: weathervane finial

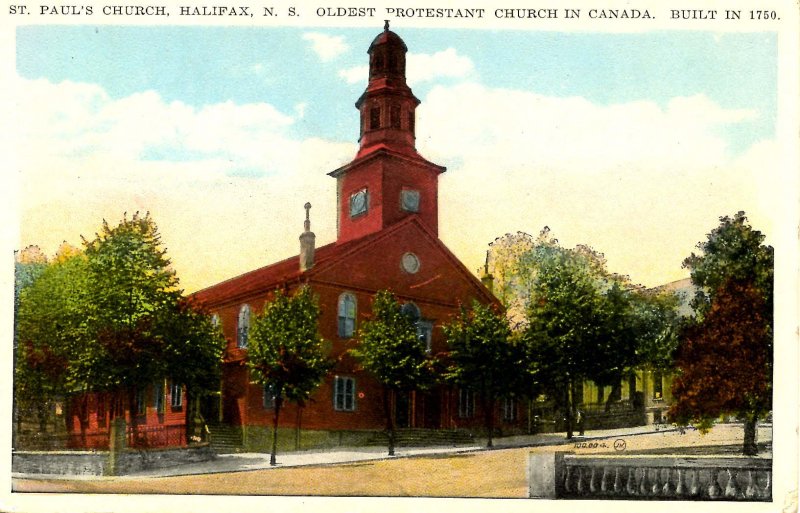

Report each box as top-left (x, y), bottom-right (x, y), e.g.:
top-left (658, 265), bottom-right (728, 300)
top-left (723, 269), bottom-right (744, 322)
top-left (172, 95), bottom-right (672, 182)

top-left (384, 19), bottom-right (390, 31)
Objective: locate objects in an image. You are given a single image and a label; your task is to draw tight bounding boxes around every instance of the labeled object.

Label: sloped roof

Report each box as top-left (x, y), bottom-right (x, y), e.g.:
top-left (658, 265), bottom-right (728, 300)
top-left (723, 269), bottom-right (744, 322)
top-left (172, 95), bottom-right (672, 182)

top-left (192, 215), bottom-right (497, 309)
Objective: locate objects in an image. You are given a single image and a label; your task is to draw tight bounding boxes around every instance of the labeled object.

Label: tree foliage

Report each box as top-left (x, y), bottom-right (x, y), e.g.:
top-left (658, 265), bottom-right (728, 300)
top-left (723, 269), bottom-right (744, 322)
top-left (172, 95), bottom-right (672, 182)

top-left (351, 290), bottom-right (434, 456)
top-left (14, 213), bottom-right (223, 441)
top-left (247, 286), bottom-right (332, 465)
top-left (443, 301), bottom-right (521, 447)
top-left (671, 212), bottom-right (773, 455)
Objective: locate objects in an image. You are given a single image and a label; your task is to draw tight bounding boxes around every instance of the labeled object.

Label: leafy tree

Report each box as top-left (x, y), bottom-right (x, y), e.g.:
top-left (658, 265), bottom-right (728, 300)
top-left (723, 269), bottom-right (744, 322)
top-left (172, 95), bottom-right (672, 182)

top-left (523, 236), bottom-right (610, 438)
top-left (82, 212), bottom-right (182, 437)
top-left (351, 290), bottom-right (434, 456)
top-left (247, 286), bottom-right (332, 465)
top-left (443, 301), bottom-right (522, 447)
top-left (670, 212), bottom-right (773, 455)
top-left (15, 251), bottom-right (90, 440)
top-left (159, 297), bottom-right (226, 441)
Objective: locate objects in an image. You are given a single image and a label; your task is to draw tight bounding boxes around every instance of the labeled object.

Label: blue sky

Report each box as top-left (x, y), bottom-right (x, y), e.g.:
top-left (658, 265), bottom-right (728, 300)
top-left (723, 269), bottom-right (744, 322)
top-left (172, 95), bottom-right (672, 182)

top-left (17, 27), bottom-right (776, 150)
top-left (14, 26), bottom-right (780, 291)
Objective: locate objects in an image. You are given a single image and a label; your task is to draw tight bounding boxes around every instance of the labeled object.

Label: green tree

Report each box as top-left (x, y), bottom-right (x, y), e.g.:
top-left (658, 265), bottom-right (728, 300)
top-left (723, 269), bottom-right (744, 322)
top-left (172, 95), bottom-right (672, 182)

top-left (15, 251), bottom-right (91, 440)
top-left (523, 236), bottom-right (610, 439)
top-left (247, 286), bottom-right (332, 465)
top-left (443, 301), bottom-right (521, 447)
top-left (82, 212), bottom-right (182, 438)
top-left (351, 290), bottom-right (434, 456)
top-left (671, 212), bottom-right (773, 455)
top-left (159, 297), bottom-right (226, 441)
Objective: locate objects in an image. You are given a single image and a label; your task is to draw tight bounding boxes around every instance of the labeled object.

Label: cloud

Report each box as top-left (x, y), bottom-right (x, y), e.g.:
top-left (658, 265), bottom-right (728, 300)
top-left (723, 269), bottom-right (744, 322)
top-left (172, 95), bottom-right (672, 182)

top-left (16, 77), bottom-right (355, 292)
top-left (413, 82), bottom-right (770, 287)
top-left (302, 32), bottom-right (349, 62)
top-left (338, 48), bottom-right (474, 86)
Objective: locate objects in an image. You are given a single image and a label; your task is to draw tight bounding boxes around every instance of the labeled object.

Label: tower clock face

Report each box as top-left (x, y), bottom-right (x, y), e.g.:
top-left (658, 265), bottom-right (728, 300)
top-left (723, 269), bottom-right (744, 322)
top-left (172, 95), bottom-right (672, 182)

top-left (350, 189), bottom-right (368, 217)
top-left (401, 189), bottom-right (420, 212)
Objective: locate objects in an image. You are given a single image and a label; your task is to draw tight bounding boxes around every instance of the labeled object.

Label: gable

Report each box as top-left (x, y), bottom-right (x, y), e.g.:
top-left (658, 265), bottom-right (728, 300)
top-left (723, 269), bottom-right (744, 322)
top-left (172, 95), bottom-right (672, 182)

top-left (308, 217), bottom-right (495, 308)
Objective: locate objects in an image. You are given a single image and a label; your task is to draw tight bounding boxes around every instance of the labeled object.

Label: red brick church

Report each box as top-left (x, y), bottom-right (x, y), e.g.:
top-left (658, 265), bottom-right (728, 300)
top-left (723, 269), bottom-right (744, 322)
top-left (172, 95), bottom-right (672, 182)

top-left (191, 26), bottom-right (518, 448)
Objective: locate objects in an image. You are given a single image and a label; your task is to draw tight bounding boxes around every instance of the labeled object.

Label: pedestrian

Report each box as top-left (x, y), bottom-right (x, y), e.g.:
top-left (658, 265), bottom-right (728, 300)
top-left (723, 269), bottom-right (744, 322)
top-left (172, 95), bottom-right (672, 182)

top-left (576, 409), bottom-right (585, 436)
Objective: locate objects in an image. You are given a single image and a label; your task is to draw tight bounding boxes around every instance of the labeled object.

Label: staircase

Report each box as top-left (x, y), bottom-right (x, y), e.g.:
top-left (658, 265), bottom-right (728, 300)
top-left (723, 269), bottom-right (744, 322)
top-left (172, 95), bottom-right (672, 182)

top-left (366, 428), bottom-right (475, 447)
top-left (207, 424), bottom-right (243, 453)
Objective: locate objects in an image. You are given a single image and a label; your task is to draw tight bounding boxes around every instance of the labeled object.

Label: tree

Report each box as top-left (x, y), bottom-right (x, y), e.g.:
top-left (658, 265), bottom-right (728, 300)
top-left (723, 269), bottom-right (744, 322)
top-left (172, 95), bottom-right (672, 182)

top-left (523, 235), bottom-right (611, 438)
top-left (351, 290), bottom-right (434, 456)
top-left (443, 301), bottom-right (522, 447)
top-left (670, 212), bottom-right (773, 455)
top-left (15, 251), bottom-right (90, 440)
top-left (247, 286), bottom-right (332, 465)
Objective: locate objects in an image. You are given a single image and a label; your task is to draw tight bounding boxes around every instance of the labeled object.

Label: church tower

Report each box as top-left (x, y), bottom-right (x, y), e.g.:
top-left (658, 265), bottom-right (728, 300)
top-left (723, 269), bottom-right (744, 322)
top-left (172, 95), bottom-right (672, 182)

top-left (329, 23), bottom-right (446, 244)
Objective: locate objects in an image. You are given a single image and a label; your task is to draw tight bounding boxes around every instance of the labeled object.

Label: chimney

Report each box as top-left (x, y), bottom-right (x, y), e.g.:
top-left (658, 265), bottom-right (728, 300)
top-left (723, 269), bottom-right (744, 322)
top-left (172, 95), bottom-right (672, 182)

top-left (480, 250), bottom-right (494, 294)
top-left (299, 202), bottom-right (315, 272)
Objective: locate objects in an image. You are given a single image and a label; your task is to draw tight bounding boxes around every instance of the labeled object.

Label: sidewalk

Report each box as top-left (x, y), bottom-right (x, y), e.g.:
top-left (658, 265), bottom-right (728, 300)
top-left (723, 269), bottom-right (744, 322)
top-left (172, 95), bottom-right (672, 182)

top-left (13, 423), bottom-right (769, 481)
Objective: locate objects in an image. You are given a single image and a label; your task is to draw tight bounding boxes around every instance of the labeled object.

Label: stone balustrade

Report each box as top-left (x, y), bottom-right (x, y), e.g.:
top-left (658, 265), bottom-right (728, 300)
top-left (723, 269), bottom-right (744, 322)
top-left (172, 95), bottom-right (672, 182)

top-left (529, 452), bottom-right (771, 501)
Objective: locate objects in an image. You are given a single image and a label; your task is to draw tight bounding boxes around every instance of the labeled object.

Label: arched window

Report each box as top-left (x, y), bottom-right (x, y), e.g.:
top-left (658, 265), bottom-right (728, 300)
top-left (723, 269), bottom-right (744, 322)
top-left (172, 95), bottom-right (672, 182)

top-left (390, 104), bottom-right (401, 129)
top-left (211, 313), bottom-right (220, 328)
top-left (370, 106), bottom-right (381, 130)
top-left (338, 293), bottom-right (357, 338)
top-left (237, 304), bottom-right (251, 348)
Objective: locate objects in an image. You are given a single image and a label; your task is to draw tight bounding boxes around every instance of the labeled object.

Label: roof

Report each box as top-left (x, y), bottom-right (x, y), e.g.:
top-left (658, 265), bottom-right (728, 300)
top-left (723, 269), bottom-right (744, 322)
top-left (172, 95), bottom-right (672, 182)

top-left (192, 215), bottom-right (497, 309)
top-left (368, 29), bottom-right (407, 53)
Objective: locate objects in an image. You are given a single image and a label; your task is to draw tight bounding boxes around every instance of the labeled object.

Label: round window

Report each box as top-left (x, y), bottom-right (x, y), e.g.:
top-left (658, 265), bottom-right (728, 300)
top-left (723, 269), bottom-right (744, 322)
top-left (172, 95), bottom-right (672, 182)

top-left (401, 252), bottom-right (420, 274)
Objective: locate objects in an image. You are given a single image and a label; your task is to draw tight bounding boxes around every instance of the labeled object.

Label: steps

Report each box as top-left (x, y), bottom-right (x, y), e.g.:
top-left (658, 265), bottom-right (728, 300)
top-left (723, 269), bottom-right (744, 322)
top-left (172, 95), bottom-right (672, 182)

top-left (366, 428), bottom-right (475, 447)
top-left (207, 424), bottom-right (243, 453)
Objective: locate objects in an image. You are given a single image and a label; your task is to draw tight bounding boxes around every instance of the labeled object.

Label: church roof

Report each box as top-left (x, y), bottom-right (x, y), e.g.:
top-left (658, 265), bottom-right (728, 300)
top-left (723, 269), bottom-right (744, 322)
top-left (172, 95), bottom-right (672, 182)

top-left (368, 29), bottom-right (407, 52)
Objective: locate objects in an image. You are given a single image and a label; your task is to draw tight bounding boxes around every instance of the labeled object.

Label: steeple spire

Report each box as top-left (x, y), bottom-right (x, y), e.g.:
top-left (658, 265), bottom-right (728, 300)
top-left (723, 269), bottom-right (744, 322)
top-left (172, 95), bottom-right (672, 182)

top-left (354, 24), bottom-right (420, 158)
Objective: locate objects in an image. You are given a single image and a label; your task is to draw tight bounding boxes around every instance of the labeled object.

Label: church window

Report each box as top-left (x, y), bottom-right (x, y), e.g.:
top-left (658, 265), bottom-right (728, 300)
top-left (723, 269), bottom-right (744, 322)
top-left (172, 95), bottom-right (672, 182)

top-left (136, 389), bottom-right (146, 416)
top-left (388, 53), bottom-right (397, 71)
top-left (338, 293), bottom-right (357, 338)
top-left (401, 189), bottom-right (420, 212)
top-left (503, 397), bottom-right (517, 421)
top-left (333, 376), bottom-right (356, 411)
top-left (458, 388), bottom-right (475, 418)
top-left (370, 106), bottom-right (381, 130)
top-left (211, 313), bottom-right (220, 328)
top-left (154, 381), bottom-right (165, 414)
top-left (237, 304), bottom-right (251, 348)
top-left (349, 188), bottom-right (368, 218)
top-left (416, 320), bottom-right (433, 353)
top-left (170, 381), bottom-right (183, 409)
top-left (390, 104), bottom-right (401, 129)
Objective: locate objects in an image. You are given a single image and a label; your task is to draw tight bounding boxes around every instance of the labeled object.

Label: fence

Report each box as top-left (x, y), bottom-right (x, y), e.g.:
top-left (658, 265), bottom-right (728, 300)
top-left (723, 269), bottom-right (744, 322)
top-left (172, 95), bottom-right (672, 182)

top-left (126, 424), bottom-right (187, 448)
top-left (530, 452), bottom-right (772, 501)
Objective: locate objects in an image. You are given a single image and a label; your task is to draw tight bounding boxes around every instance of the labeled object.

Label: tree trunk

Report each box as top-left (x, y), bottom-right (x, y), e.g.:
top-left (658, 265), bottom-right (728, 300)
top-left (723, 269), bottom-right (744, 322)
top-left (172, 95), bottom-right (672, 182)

top-left (295, 406), bottom-right (302, 451)
top-left (270, 394), bottom-right (283, 466)
top-left (127, 388), bottom-right (138, 448)
top-left (382, 386), bottom-right (395, 456)
top-left (484, 394), bottom-right (495, 448)
top-left (564, 379), bottom-right (574, 440)
top-left (743, 412), bottom-right (758, 456)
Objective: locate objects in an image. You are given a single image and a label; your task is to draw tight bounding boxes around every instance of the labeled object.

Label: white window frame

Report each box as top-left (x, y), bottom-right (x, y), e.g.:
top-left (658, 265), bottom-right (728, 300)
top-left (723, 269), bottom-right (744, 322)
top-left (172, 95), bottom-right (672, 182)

top-left (416, 320), bottom-right (433, 353)
top-left (170, 381), bottom-right (183, 409)
top-left (154, 381), bottom-right (165, 414)
top-left (338, 293), bottom-right (357, 338)
top-left (458, 388), bottom-right (475, 418)
top-left (333, 376), bottom-right (356, 412)
top-left (237, 304), bottom-right (251, 349)
top-left (502, 397), bottom-right (517, 422)
top-left (135, 389), bottom-right (146, 416)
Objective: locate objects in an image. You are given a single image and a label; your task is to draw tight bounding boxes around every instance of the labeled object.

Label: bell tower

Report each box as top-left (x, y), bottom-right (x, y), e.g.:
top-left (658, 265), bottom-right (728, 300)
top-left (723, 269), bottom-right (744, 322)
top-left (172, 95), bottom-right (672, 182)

top-left (329, 23), bottom-right (446, 244)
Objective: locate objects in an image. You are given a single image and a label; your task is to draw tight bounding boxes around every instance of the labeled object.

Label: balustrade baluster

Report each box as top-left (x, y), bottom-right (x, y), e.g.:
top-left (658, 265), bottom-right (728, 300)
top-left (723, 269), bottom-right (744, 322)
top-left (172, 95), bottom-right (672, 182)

top-left (724, 469), bottom-right (739, 498)
top-left (626, 467), bottom-right (637, 495)
top-left (662, 468), bottom-right (673, 496)
top-left (576, 467), bottom-right (585, 495)
top-left (761, 471), bottom-right (771, 500)
top-left (675, 468), bottom-right (685, 496)
top-left (651, 468), bottom-right (662, 495)
top-left (744, 470), bottom-right (757, 499)
top-left (564, 465), bottom-right (572, 493)
top-left (708, 469), bottom-right (723, 499)
top-left (589, 466), bottom-right (598, 493)
top-left (600, 467), bottom-right (611, 494)
top-left (613, 467), bottom-right (623, 494)
top-left (639, 467), bottom-right (650, 496)
top-left (689, 469), bottom-right (700, 497)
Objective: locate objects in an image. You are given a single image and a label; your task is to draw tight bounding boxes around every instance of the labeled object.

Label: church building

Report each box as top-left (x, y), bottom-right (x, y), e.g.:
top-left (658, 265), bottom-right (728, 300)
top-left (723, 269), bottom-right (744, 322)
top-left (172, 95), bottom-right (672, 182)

top-left (192, 26), bottom-right (514, 449)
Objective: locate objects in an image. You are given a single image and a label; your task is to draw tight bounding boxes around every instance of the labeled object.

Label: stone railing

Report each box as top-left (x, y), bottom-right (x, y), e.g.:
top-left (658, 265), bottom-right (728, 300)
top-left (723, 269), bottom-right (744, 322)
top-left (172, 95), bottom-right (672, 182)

top-left (529, 452), bottom-right (771, 501)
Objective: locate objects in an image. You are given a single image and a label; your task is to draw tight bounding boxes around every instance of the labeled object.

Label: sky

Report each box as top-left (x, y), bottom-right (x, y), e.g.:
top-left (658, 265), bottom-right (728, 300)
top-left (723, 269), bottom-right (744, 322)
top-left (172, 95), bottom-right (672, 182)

top-left (13, 26), bottom-right (781, 293)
